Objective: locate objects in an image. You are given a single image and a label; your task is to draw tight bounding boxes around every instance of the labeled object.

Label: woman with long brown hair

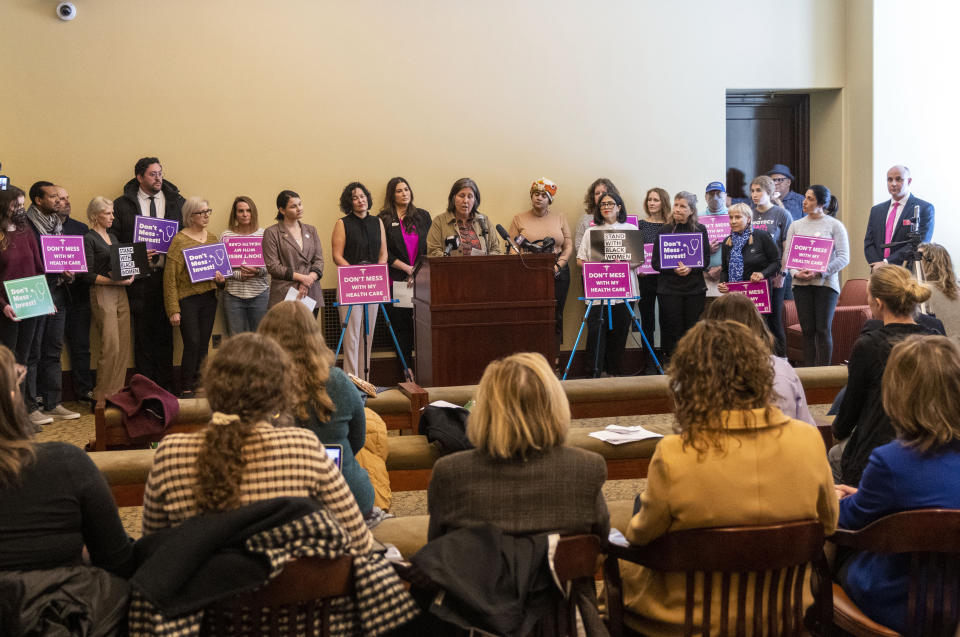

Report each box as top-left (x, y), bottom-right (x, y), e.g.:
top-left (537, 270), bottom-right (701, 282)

top-left (619, 320), bottom-right (837, 636)
top-left (220, 195), bottom-right (269, 335)
top-left (920, 242), bottom-right (960, 336)
top-left (258, 301), bottom-right (376, 518)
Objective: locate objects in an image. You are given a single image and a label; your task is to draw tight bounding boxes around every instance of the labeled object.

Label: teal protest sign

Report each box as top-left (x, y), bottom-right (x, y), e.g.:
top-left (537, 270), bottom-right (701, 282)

top-left (3, 275), bottom-right (56, 319)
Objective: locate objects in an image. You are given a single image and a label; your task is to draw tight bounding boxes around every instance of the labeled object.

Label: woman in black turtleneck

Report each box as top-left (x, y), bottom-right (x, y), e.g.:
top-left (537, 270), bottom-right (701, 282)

top-left (331, 181), bottom-right (387, 382)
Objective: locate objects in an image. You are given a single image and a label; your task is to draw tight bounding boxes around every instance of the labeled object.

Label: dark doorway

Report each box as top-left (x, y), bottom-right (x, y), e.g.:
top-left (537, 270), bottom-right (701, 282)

top-left (726, 92), bottom-right (809, 199)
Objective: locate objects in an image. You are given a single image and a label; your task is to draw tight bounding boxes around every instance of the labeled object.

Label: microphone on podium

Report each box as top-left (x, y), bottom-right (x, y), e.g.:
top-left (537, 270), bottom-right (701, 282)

top-left (443, 235), bottom-right (460, 256)
top-left (495, 224), bottom-right (522, 254)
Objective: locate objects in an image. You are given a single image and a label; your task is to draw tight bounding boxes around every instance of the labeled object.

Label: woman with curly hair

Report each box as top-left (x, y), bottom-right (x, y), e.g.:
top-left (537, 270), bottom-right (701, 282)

top-left (258, 301), bottom-right (375, 518)
top-left (574, 177), bottom-right (621, 254)
top-left (618, 320), bottom-right (837, 637)
top-left (141, 332), bottom-right (373, 553)
top-left (920, 242), bottom-right (960, 336)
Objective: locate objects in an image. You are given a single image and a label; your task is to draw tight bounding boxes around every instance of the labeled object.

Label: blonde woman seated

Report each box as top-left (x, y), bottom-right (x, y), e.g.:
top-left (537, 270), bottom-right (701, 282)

top-left (920, 242), bottom-right (960, 336)
top-left (620, 321), bottom-right (837, 637)
top-left (428, 352), bottom-right (609, 540)
top-left (704, 293), bottom-right (814, 425)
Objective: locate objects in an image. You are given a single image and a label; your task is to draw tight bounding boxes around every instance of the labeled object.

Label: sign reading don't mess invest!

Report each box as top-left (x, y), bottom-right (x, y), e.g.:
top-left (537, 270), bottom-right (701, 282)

top-left (658, 233), bottom-right (704, 269)
top-left (3, 275), bottom-right (56, 319)
top-left (337, 264), bottom-right (391, 305)
top-left (183, 243), bottom-right (233, 283)
top-left (133, 216), bottom-right (179, 253)
top-left (40, 235), bottom-right (87, 273)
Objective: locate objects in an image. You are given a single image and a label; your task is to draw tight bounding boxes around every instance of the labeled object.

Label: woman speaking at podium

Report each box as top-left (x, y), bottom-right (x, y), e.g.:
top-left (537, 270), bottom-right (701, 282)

top-left (426, 178), bottom-right (501, 257)
top-left (508, 178), bottom-right (572, 370)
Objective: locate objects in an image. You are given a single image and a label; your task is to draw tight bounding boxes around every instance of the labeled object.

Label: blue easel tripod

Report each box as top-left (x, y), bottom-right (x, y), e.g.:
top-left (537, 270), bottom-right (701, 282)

top-left (333, 300), bottom-right (412, 384)
top-left (562, 296), bottom-right (663, 381)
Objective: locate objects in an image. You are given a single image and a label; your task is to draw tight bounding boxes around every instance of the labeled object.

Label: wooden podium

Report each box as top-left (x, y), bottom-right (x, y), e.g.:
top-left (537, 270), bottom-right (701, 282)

top-left (413, 254), bottom-right (556, 386)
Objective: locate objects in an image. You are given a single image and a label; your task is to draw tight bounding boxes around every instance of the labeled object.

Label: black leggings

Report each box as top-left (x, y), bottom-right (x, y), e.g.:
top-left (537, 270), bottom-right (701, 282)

top-left (178, 290), bottom-right (217, 393)
top-left (658, 293), bottom-right (706, 357)
top-left (585, 302), bottom-right (631, 377)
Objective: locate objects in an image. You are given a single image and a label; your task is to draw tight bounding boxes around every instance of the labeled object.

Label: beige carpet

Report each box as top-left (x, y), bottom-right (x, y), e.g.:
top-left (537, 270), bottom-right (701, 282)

top-left (43, 401), bottom-right (830, 539)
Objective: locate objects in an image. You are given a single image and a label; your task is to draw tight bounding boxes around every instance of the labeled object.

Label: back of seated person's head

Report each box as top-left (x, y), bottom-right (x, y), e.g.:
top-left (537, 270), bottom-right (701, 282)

top-left (920, 242), bottom-right (959, 301)
top-left (882, 334), bottom-right (960, 453)
top-left (869, 264), bottom-right (932, 318)
top-left (469, 352), bottom-right (570, 460)
top-left (257, 301), bottom-right (336, 422)
top-left (703, 293), bottom-right (773, 352)
top-left (196, 332), bottom-right (295, 512)
top-left (0, 346), bottom-right (35, 488)
top-left (668, 320), bottom-right (774, 453)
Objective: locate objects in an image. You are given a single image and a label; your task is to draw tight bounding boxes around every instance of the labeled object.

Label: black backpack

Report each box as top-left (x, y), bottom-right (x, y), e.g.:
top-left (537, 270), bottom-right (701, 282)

top-left (418, 405), bottom-right (473, 456)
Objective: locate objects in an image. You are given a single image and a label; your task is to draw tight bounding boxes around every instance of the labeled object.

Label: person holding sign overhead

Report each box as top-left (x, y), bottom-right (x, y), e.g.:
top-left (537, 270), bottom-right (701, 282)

top-left (81, 197), bottom-right (134, 401)
top-left (718, 203), bottom-right (784, 355)
top-left (331, 182), bottom-right (387, 381)
top-left (163, 197), bottom-right (224, 397)
top-left (576, 191), bottom-right (635, 377)
top-left (508, 178), bottom-right (573, 370)
top-left (652, 191), bottom-right (709, 358)
top-left (783, 185), bottom-right (850, 366)
top-left (262, 190), bottom-right (324, 312)
top-left (0, 186), bottom-right (46, 423)
top-left (219, 196), bottom-right (269, 335)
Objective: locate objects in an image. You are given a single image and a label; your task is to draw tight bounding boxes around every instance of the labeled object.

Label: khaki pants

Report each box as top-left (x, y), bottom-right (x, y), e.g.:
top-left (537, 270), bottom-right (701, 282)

top-left (91, 285), bottom-right (131, 400)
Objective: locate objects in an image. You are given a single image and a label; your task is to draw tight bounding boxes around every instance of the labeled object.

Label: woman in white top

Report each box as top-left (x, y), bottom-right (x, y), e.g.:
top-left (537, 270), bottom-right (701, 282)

top-left (783, 184), bottom-right (850, 366)
top-left (576, 191), bottom-right (637, 377)
top-left (220, 196), bottom-right (269, 335)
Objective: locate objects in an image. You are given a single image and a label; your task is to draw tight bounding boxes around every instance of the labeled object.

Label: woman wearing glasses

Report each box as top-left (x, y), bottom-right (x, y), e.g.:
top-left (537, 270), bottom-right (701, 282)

top-left (163, 197), bottom-right (224, 397)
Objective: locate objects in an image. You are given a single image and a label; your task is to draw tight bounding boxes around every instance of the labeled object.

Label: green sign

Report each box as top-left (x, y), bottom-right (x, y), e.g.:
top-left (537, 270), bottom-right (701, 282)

top-left (3, 275), bottom-right (56, 320)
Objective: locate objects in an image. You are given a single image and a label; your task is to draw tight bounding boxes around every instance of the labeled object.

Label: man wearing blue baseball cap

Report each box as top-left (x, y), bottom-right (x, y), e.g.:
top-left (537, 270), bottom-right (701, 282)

top-left (703, 181), bottom-right (728, 299)
top-left (767, 164), bottom-right (805, 221)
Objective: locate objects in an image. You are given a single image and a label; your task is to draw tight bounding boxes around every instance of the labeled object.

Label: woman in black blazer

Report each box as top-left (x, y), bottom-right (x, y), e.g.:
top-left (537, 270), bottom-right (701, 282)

top-left (377, 177), bottom-right (431, 382)
top-left (718, 203), bottom-right (783, 354)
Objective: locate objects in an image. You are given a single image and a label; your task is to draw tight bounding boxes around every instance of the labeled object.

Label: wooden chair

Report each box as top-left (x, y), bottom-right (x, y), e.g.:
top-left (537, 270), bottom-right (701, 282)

top-left (603, 520), bottom-right (831, 637)
top-left (532, 534), bottom-right (603, 637)
top-left (829, 509), bottom-right (960, 637)
top-left (200, 555), bottom-right (352, 637)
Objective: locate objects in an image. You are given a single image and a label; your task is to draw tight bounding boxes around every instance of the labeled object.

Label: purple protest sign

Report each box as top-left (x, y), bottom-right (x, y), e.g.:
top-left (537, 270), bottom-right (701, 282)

top-left (658, 233), bottom-right (704, 269)
top-left (182, 243), bottom-right (233, 283)
top-left (591, 215), bottom-right (639, 229)
top-left (223, 235), bottom-right (265, 267)
top-left (337, 264), bottom-right (391, 305)
top-left (582, 262), bottom-right (634, 299)
top-left (785, 235), bottom-right (834, 272)
top-left (700, 215), bottom-right (732, 244)
top-left (726, 280), bottom-right (772, 314)
top-left (133, 216), bottom-right (179, 253)
top-left (637, 243), bottom-right (657, 275)
top-left (40, 235), bottom-right (87, 273)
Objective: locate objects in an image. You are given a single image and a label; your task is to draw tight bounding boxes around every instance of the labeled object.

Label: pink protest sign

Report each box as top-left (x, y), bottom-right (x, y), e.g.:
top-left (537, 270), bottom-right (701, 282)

top-left (726, 280), bottom-right (772, 314)
top-left (337, 264), bottom-right (391, 305)
top-left (785, 235), bottom-right (834, 272)
top-left (637, 243), bottom-right (657, 275)
top-left (133, 216), bottom-right (179, 253)
top-left (223, 235), bottom-right (265, 267)
top-left (582, 262), bottom-right (634, 300)
top-left (590, 215), bottom-right (639, 229)
top-left (700, 215), bottom-right (732, 244)
top-left (40, 235), bottom-right (87, 273)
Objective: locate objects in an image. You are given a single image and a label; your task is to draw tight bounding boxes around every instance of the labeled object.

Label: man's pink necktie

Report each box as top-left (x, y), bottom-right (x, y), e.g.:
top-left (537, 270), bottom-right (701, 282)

top-left (883, 201), bottom-right (900, 259)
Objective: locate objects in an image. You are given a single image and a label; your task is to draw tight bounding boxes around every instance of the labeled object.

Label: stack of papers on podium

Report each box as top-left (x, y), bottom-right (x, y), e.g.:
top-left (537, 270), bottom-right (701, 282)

top-left (588, 424), bottom-right (664, 445)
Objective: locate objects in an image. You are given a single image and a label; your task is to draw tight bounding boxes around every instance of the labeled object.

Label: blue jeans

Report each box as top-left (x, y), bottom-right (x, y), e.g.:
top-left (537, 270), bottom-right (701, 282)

top-left (792, 285), bottom-right (839, 366)
top-left (222, 288), bottom-right (269, 336)
top-left (27, 284), bottom-right (68, 410)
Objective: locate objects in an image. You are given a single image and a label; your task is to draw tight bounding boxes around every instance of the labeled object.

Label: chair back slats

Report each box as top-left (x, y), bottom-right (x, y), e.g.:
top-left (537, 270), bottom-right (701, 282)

top-left (552, 534), bottom-right (601, 581)
top-left (605, 520), bottom-right (827, 637)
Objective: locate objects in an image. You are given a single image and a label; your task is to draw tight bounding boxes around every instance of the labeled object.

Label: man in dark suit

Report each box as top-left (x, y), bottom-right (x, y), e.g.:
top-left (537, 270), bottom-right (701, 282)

top-left (863, 165), bottom-right (934, 269)
top-left (113, 157), bottom-right (184, 391)
top-left (56, 186), bottom-right (95, 403)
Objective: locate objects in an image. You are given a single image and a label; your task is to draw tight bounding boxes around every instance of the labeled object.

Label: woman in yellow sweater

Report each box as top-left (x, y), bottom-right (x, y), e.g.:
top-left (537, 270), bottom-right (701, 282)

top-left (163, 196), bottom-right (224, 397)
top-left (620, 319), bottom-right (837, 636)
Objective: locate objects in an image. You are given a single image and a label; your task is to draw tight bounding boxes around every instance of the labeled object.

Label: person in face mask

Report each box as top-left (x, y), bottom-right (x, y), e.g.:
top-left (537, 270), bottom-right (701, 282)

top-left (0, 186), bottom-right (48, 426)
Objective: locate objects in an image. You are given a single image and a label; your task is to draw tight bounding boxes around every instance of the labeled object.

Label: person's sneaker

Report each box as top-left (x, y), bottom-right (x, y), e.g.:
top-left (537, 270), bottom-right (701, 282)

top-left (29, 410), bottom-right (54, 426)
top-left (42, 405), bottom-right (81, 420)
top-left (364, 506), bottom-right (395, 529)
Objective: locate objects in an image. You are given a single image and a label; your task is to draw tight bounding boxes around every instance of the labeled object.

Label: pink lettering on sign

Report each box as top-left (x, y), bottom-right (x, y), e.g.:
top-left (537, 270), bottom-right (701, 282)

top-left (337, 264), bottom-right (391, 305)
top-left (700, 215), bottom-right (732, 244)
top-left (40, 235), bottom-right (88, 273)
top-left (725, 280), bottom-right (772, 314)
top-left (785, 235), bottom-right (834, 273)
top-left (223, 235), bottom-right (265, 267)
top-left (582, 261), bottom-right (634, 300)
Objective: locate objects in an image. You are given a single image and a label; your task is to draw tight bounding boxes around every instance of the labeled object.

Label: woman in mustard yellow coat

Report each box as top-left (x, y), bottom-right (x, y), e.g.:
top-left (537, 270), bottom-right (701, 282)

top-left (620, 320), bottom-right (838, 637)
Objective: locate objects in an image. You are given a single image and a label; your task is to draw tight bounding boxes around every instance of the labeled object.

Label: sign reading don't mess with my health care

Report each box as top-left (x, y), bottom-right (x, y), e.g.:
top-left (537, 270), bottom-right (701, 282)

top-left (337, 264), bottom-right (391, 305)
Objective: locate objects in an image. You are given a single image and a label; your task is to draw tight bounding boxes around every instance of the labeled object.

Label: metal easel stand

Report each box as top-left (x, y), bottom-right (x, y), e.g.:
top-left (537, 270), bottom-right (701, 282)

top-left (333, 300), bottom-right (412, 384)
top-left (562, 296), bottom-right (662, 381)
